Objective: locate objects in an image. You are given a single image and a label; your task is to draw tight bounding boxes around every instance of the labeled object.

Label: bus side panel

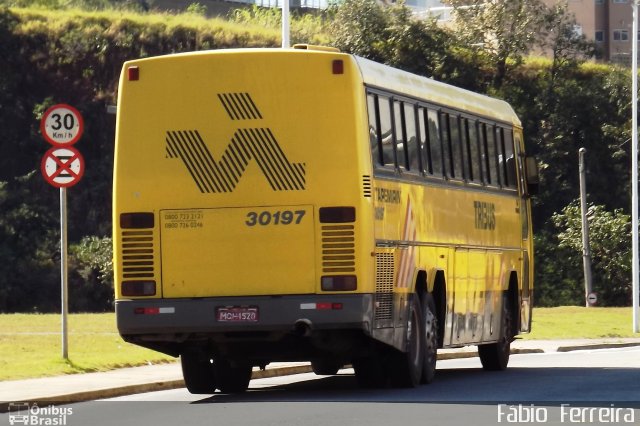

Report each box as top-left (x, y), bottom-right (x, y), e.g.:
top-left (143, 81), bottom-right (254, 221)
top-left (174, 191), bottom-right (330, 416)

top-left (371, 175), bottom-right (523, 347)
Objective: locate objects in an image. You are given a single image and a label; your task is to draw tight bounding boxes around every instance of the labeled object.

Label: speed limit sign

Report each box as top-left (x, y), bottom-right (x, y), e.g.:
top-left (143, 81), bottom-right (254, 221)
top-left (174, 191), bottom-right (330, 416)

top-left (40, 104), bottom-right (84, 146)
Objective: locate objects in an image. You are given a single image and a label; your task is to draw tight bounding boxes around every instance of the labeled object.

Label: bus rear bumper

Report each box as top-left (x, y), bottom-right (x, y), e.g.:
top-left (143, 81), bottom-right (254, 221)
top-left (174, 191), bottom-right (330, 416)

top-left (116, 294), bottom-right (374, 337)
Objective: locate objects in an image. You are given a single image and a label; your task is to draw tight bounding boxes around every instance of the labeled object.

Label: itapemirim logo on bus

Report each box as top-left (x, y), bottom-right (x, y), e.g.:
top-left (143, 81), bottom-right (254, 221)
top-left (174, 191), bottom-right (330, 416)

top-left (165, 92), bottom-right (306, 194)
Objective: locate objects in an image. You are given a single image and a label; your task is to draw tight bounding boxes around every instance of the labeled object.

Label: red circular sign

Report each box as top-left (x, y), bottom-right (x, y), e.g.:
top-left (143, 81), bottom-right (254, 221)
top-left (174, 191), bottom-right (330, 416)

top-left (40, 104), bottom-right (84, 146)
top-left (41, 146), bottom-right (85, 188)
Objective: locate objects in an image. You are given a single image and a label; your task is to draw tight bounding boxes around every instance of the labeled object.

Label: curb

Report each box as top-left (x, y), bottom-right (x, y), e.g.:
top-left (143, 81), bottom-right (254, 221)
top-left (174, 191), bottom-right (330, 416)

top-left (0, 348), bottom-right (544, 411)
top-left (556, 342), bottom-right (640, 352)
top-left (0, 380), bottom-right (185, 412)
top-left (0, 366), bottom-right (316, 412)
top-left (437, 348), bottom-right (544, 361)
top-left (2, 341), bottom-right (638, 411)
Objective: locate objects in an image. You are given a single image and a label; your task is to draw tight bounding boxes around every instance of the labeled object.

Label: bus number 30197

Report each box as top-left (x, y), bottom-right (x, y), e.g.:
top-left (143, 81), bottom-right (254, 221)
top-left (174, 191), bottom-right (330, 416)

top-left (245, 210), bottom-right (306, 227)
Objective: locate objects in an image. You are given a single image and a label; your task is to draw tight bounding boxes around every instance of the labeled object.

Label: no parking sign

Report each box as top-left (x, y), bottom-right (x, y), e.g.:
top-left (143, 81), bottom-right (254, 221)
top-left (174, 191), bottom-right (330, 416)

top-left (40, 146), bottom-right (85, 188)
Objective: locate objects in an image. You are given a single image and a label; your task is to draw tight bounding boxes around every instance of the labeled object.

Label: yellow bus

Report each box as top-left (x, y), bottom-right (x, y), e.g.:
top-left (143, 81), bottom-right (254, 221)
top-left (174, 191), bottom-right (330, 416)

top-left (113, 45), bottom-right (539, 393)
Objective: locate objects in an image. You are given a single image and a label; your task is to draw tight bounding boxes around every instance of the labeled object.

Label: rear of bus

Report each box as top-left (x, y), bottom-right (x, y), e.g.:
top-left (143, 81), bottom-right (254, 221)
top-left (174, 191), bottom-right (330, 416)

top-left (113, 48), bottom-right (376, 371)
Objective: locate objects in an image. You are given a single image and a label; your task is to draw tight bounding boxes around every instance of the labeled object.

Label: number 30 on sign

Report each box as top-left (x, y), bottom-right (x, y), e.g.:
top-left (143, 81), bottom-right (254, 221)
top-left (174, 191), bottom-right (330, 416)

top-left (40, 104), bottom-right (84, 146)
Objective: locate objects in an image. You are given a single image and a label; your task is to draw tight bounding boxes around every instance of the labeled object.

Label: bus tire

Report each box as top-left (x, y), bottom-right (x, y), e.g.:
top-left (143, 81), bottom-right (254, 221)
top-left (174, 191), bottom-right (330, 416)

top-left (478, 294), bottom-right (513, 371)
top-left (311, 358), bottom-right (342, 375)
top-left (215, 359), bottom-right (252, 394)
top-left (421, 292), bottom-right (438, 384)
top-left (180, 348), bottom-right (217, 394)
top-left (389, 295), bottom-right (424, 388)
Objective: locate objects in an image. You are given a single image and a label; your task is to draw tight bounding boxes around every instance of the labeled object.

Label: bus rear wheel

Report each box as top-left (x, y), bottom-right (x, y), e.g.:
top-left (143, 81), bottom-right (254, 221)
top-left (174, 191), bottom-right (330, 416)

top-left (180, 348), bottom-right (217, 394)
top-left (479, 294), bottom-right (513, 371)
top-left (214, 358), bottom-right (253, 393)
top-left (389, 295), bottom-right (424, 388)
top-left (421, 292), bottom-right (438, 384)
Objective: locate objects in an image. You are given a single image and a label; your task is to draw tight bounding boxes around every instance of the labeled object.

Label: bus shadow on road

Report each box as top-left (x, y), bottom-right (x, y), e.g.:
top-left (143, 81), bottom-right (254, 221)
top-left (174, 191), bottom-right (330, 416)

top-left (191, 366), bottom-right (640, 405)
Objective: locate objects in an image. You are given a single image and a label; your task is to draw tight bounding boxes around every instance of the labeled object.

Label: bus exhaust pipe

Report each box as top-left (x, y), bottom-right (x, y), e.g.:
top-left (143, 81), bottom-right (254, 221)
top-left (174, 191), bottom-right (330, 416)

top-left (293, 319), bottom-right (313, 337)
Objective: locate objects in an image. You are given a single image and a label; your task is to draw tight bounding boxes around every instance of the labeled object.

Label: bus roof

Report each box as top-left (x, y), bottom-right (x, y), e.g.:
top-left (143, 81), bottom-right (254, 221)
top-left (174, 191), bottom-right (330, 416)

top-left (123, 47), bottom-right (521, 128)
top-left (353, 56), bottom-right (522, 127)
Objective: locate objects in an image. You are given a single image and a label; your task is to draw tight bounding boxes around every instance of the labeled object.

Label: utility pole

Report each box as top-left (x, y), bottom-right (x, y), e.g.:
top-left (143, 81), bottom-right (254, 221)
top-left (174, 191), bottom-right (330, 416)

top-left (579, 148), bottom-right (594, 307)
top-left (632, 0), bottom-right (639, 332)
top-left (282, 0), bottom-right (290, 48)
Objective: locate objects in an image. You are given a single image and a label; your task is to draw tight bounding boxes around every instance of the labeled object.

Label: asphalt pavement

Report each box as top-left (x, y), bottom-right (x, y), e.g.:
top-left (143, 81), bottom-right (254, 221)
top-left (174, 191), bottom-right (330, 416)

top-left (1, 338), bottom-right (639, 411)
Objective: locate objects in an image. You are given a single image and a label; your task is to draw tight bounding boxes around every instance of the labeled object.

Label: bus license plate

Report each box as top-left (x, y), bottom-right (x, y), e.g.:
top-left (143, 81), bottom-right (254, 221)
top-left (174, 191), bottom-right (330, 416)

top-left (216, 306), bottom-right (259, 322)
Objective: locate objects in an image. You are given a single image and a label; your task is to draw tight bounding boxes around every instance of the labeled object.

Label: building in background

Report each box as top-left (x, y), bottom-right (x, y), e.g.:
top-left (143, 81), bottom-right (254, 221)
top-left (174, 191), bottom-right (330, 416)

top-left (424, 1), bottom-right (635, 65)
top-left (539, 0), bottom-right (635, 65)
top-left (584, 0), bottom-right (635, 64)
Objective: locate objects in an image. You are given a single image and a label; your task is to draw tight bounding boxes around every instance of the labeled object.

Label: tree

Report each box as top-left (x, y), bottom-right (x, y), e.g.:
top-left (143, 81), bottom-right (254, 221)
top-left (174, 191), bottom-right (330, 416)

top-left (0, 173), bottom-right (60, 312)
top-left (538, 1), bottom-right (596, 110)
top-left (446, 0), bottom-right (548, 88)
top-left (330, 0), bottom-right (392, 63)
top-left (70, 235), bottom-right (114, 311)
top-left (330, 0), bottom-right (480, 88)
top-left (552, 201), bottom-right (632, 306)
top-left (533, 231), bottom-right (583, 307)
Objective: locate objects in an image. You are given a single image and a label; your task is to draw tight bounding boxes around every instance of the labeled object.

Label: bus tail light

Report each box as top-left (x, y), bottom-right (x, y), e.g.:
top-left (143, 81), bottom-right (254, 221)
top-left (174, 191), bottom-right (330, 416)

top-left (332, 60), bottom-right (344, 75)
top-left (134, 306), bottom-right (175, 315)
top-left (300, 302), bottom-right (344, 310)
top-left (319, 206), bottom-right (355, 223)
top-left (120, 212), bottom-right (154, 229)
top-left (321, 275), bottom-right (357, 291)
top-left (128, 66), bottom-right (139, 81)
top-left (122, 280), bottom-right (156, 296)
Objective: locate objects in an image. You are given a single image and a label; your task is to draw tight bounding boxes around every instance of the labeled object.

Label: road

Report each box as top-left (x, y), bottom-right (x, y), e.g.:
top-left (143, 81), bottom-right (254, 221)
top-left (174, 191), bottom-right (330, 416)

top-left (4, 347), bottom-right (640, 426)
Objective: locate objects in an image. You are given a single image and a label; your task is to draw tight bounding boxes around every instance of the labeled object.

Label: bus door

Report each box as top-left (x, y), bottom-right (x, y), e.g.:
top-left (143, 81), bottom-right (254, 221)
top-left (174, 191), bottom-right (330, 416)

top-left (451, 249), bottom-right (486, 344)
top-left (514, 132), bottom-right (532, 332)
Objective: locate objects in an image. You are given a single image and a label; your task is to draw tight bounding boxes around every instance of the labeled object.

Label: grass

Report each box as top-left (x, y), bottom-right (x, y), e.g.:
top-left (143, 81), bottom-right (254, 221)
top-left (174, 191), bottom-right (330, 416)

top-left (523, 306), bottom-right (638, 340)
top-left (10, 6), bottom-right (281, 45)
top-left (8, 5), bottom-right (329, 48)
top-left (0, 313), bottom-right (174, 381)
top-left (1, 307), bottom-right (638, 381)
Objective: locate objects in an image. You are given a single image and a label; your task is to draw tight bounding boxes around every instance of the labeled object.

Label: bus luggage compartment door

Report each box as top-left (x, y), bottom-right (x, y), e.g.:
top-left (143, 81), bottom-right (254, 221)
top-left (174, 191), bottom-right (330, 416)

top-left (159, 206), bottom-right (315, 298)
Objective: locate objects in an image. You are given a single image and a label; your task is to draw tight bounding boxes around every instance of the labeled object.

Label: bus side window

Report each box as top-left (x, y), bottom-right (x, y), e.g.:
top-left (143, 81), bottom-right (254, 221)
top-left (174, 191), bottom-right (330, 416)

top-left (448, 114), bottom-right (462, 179)
top-left (483, 123), bottom-right (499, 186)
top-left (367, 93), bottom-right (381, 166)
top-left (378, 96), bottom-right (395, 168)
top-left (496, 127), bottom-right (507, 187)
top-left (440, 112), bottom-right (453, 179)
top-left (404, 103), bottom-right (420, 174)
top-left (460, 118), bottom-right (472, 181)
top-left (418, 107), bottom-right (431, 175)
top-left (468, 119), bottom-right (482, 184)
top-left (394, 100), bottom-right (409, 171)
top-left (429, 109), bottom-right (443, 177)
top-left (503, 129), bottom-right (517, 189)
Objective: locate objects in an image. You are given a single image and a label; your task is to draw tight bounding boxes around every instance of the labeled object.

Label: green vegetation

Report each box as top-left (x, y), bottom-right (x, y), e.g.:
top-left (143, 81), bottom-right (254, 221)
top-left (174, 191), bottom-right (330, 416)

top-left (0, 309), bottom-right (636, 381)
top-left (0, 313), bottom-right (174, 381)
top-left (0, 0), bottom-right (636, 312)
top-left (524, 307), bottom-right (637, 340)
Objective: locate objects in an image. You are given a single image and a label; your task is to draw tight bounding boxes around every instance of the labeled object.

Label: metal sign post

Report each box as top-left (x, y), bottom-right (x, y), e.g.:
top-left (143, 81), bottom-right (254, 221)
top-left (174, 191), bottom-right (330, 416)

top-left (282, 0), bottom-right (290, 48)
top-left (633, 1), bottom-right (639, 333)
top-left (40, 104), bottom-right (85, 359)
top-left (578, 148), bottom-right (594, 307)
top-left (60, 187), bottom-right (68, 359)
